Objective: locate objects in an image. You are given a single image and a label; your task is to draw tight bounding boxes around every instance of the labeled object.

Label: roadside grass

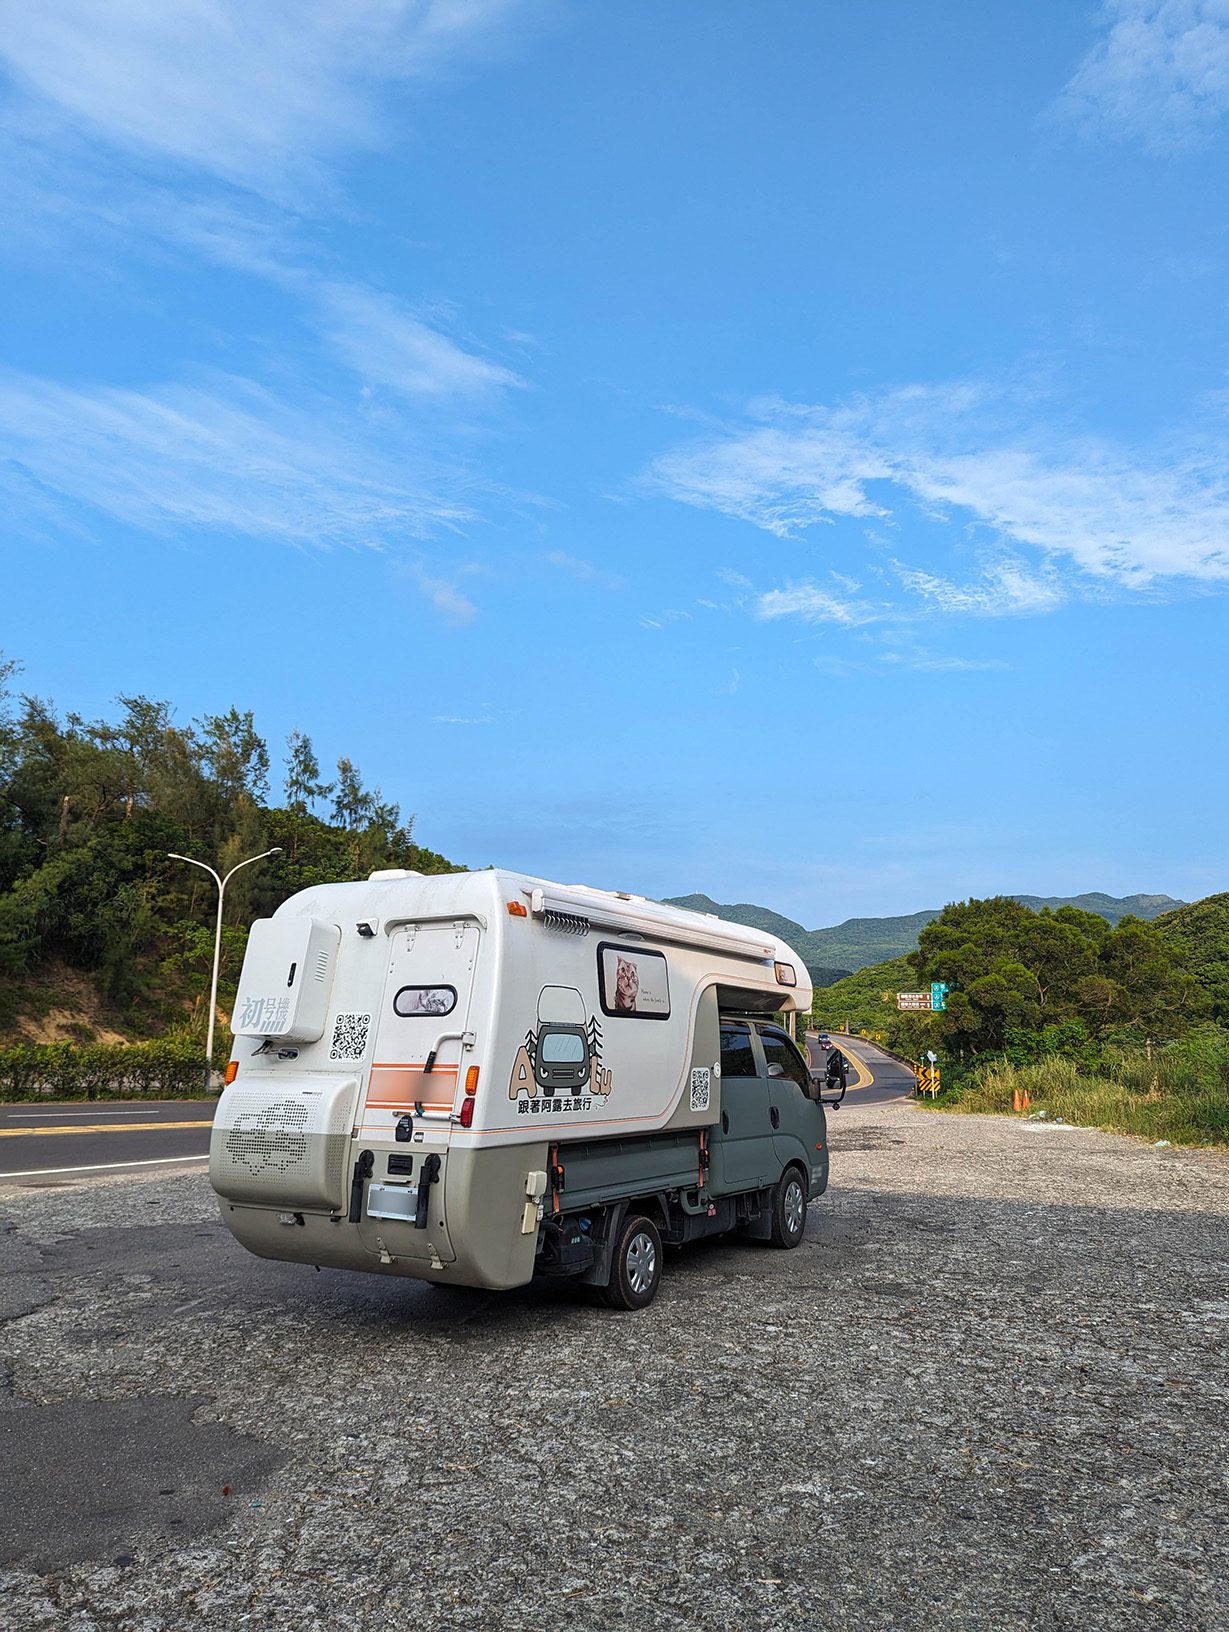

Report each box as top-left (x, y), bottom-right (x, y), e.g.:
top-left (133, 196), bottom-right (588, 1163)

top-left (923, 1030), bottom-right (1229, 1147)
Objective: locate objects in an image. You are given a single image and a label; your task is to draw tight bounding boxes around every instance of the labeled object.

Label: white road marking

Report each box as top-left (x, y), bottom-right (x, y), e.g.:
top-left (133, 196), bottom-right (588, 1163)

top-left (0, 1154), bottom-right (211, 1179)
top-left (3, 1109), bottom-right (149, 1119)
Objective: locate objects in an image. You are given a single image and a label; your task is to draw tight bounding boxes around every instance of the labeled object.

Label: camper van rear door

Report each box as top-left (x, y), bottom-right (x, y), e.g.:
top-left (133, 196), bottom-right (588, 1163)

top-left (365, 921), bottom-right (482, 1123)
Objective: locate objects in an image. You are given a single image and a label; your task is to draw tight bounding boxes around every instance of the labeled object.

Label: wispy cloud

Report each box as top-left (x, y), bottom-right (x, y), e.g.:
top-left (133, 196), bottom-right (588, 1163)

top-left (649, 383), bottom-right (1229, 607)
top-left (878, 647), bottom-right (1011, 674)
top-left (0, 370), bottom-right (474, 548)
top-left (1052, 0), bottom-right (1229, 155)
top-left (315, 282), bottom-right (522, 400)
top-left (545, 551), bottom-right (625, 590)
top-left (894, 560), bottom-right (1066, 617)
top-left (410, 568), bottom-right (480, 624)
top-left (757, 583), bottom-right (883, 625)
top-left (152, 204), bottom-right (523, 403)
top-left (0, 3), bottom-right (536, 624)
top-left (0, 0), bottom-right (530, 201)
top-left (812, 646), bottom-right (1010, 677)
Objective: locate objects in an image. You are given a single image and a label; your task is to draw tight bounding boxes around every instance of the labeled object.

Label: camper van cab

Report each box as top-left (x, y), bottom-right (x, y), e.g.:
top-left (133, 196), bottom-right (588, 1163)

top-left (209, 869), bottom-right (827, 1309)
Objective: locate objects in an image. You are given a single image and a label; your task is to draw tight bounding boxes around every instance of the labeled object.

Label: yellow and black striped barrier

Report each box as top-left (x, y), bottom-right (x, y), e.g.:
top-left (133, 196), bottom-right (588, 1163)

top-left (914, 1060), bottom-right (941, 1097)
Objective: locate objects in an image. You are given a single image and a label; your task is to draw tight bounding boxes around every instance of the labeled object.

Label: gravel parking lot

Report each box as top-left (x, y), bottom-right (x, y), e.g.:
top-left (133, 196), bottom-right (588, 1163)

top-left (1, 1095), bottom-right (1225, 1632)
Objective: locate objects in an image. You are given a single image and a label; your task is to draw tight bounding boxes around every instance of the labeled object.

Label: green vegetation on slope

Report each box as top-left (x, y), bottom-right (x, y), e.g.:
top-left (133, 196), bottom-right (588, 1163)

top-left (928, 1030), bottom-right (1229, 1146)
top-left (820, 895), bottom-right (1227, 1146)
top-left (0, 654), bottom-right (462, 1044)
top-left (1154, 893), bottom-right (1229, 1022)
top-left (811, 958), bottom-right (917, 1036)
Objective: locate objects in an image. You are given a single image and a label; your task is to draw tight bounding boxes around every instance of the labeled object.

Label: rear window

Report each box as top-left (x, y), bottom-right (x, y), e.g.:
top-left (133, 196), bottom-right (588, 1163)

top-left (392, 985), bottom-right (457, 1017)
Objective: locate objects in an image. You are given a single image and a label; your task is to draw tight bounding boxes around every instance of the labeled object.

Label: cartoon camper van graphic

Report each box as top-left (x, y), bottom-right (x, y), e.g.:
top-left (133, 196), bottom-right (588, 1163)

top-left (532, 985), bottom-right (590, 1095)
top-left (508, 985), bottom-right (611, 1100)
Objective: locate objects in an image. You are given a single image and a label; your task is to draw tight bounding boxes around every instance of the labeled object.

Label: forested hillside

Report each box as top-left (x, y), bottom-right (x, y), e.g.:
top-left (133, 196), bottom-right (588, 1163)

top-left (1154, 894), bottom-right (1229, 1022)
top-left (815, 895), bottom-right (1211, 1060)
top-left (0, 656), bottom-right (462, 1045)
top-left (813, 895), bottom-right (1229, 1146)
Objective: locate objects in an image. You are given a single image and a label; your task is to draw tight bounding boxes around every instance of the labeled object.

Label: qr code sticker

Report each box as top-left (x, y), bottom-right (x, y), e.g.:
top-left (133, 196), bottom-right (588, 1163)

top-left (690, 1067), bottom-right (711, 1113)
top-left (330, 1012), bottom-right (371, 1061)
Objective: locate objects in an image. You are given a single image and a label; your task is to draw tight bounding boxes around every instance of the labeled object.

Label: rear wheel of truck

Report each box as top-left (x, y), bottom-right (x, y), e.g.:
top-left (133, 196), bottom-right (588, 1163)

top-left (603, 1214), bottom-right (662, 1310)
top-left (770, 1167), bottom-right (808, 1249)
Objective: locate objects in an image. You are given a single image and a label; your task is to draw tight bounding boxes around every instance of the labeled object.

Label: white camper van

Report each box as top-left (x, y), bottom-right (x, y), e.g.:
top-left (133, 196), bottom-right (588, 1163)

top-left (209, 869), bottom-right (831, 1309)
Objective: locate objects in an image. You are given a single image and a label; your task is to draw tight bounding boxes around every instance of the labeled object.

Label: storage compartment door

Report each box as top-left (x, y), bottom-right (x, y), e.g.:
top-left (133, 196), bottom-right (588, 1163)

top-left (364, 922), bottom-right (481, 1122)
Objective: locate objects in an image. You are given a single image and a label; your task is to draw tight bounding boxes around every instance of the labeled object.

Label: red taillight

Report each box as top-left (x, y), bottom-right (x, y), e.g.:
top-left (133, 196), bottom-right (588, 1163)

top-left (458, 1095), bottom-right (475, 1128)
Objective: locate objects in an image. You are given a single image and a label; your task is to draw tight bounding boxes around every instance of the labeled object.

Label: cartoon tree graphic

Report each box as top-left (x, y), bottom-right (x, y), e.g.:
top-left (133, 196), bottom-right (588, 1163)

top-left (523, 1028), bottom-right (537, 1065)
top-left (586, 1015), bottom-right (603, 1070)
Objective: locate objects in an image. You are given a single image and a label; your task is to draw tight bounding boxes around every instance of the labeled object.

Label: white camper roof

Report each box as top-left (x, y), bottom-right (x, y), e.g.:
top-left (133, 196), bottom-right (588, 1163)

top-left (276, 867), bottom-right (813, 1007)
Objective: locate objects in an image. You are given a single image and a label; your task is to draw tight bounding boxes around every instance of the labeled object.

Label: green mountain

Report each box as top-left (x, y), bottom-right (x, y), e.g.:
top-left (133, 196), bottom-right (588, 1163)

top-left (1155, 893), bottom-right (1229, 1021)
top-left (664, 891), bottom-right (1187, 983)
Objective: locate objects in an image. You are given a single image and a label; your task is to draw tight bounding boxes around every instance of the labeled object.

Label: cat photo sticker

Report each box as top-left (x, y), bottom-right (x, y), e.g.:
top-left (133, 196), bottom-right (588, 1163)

top-left (597, 942), bottom-right (670, 1020)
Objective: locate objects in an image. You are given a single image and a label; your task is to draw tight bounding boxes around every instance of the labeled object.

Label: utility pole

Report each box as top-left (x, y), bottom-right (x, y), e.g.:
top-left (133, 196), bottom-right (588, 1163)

top-left (167, 847), bottom-right (281, 1088)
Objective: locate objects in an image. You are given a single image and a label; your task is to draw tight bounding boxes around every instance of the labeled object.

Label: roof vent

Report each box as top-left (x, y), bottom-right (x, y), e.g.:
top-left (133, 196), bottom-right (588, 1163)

top-left (368, 869), bottom-right (422, 881)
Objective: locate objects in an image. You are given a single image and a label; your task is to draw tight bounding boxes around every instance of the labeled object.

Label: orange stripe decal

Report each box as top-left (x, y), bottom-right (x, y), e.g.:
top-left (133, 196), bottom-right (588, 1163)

top-left (366, 1062), bottom-right (460, 1110)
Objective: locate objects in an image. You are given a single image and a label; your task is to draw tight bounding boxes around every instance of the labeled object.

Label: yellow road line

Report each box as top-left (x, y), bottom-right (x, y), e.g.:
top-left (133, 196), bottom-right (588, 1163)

top-left (0, 1120), bottom-right (214, 1139)
top-left (806, 1033), bottom-right (875, 1090)
top-left (834, 1040), bottom-right (874, 1090)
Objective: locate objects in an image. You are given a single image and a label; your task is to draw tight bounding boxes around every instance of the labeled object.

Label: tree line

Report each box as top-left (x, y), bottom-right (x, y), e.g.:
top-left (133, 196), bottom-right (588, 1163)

top-left (0, 653), bottom-right (460, 1039)
top-left (819, 893), bottom-right (1225, 1070)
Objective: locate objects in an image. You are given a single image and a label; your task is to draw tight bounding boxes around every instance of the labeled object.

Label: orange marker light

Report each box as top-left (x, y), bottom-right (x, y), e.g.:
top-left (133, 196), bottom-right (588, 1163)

top-left (464, 1066), bottom-right (480, 1095)
top-left (224, 1060), bottom-right (239, 1085)
top-left (506, 900), bottom-right (528, 916)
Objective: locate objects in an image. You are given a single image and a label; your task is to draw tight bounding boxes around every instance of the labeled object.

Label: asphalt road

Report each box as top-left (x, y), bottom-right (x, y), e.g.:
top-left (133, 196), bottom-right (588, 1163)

top-left (2, 1088), bottom-right (1224, 1630)
top-left (805, 1029), bottom-right (918, 1106)
top-left (0, 1100), bottom-right (216, 1184)
top-left (0, 1041), bottom-right (897, 1186)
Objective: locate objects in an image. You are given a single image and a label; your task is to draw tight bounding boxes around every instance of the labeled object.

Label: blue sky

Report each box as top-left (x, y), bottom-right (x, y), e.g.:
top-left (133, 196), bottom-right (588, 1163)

top-left (2, 1), bottom-right (1228, 925)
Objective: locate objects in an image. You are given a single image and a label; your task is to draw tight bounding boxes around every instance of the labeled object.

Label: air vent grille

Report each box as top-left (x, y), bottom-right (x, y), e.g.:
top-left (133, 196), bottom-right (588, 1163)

top-left (542, 909), bottom-right (590, 936)
top-left (210, 1078), bottom-right (359, 1210)
top-left (224, 1099), bottom-right (309, 1176)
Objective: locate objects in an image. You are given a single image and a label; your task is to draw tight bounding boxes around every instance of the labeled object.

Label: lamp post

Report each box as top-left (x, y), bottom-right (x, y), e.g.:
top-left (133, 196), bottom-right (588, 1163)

top-left (167, 846), bottom-right (282, 1086)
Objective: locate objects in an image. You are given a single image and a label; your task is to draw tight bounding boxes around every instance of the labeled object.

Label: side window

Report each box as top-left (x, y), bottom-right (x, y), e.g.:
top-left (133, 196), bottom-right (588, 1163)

top-left (719, 1020), bottom-right (758, 1078)
top-left (759, 1027), bottom-right (811, 1094)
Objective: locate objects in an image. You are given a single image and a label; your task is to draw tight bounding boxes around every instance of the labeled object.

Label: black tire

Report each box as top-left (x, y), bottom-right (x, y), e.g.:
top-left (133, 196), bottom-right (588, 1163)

top-left (770, 1167), bottom-right (808, 1249)
top-left (602, 1214), bottom-right (663, 1310)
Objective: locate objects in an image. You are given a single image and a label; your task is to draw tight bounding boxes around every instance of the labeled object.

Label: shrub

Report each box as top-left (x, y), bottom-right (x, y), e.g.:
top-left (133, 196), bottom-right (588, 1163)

top-left (927, 1028), bottom-right (1229, 1145)
top-left (0, 1038), bottom-right (210, 1100)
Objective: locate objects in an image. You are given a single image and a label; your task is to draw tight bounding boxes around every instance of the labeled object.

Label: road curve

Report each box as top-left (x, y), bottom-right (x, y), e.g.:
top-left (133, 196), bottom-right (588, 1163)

top-left (804, 1030), bottom-right (917, 1105)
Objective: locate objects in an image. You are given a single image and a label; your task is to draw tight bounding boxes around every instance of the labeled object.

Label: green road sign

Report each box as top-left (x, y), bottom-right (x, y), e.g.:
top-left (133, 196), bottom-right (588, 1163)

top-left (931, 982), bottom-right (949, 1011)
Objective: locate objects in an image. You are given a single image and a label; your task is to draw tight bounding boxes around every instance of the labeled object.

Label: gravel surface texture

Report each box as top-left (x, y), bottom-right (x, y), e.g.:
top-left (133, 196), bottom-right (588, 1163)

top-left (0, 1098), bottom-right (1225, 1631)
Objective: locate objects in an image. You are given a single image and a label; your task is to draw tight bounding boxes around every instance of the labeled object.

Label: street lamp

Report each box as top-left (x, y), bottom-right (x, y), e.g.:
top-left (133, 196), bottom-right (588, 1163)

top-left (167, 846), bottom-right (282, 1086)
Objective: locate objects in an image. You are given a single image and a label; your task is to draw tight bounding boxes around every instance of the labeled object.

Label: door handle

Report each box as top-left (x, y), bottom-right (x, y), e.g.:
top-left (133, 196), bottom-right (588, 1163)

top-left (770, 1107), bottom-right (780, 1130)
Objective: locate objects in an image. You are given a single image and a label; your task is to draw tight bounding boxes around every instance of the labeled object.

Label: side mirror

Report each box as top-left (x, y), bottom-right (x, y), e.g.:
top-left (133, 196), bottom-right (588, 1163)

top-left (766, 1062), bottom-right (785, 1079)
